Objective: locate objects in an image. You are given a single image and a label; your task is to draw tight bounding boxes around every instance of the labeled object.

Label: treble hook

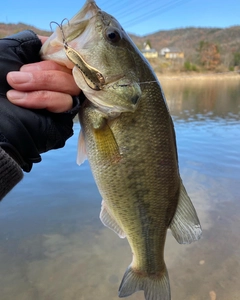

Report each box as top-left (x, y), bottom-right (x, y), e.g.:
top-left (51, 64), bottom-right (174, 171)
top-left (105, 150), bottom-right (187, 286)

top-left (49, 18), bottom-right (70, 47)
top-left (49, 18), bottom-right (106, 90)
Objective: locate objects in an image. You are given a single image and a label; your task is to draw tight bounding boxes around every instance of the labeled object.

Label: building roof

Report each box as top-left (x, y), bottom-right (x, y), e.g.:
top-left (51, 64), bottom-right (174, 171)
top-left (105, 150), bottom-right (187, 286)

top-left (161, 47), bottom-right (182, 53)
top-left (141, 43), bottom-right (158, 53)
top-left (141, 48), bottom-right (158, 53)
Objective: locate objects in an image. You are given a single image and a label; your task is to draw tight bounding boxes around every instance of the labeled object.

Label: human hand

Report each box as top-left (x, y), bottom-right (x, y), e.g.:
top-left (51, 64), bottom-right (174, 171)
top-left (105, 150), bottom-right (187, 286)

top-left (7, 60), bottom-right (81, 113)
top-left (0, 30), bottom-right (81, 172)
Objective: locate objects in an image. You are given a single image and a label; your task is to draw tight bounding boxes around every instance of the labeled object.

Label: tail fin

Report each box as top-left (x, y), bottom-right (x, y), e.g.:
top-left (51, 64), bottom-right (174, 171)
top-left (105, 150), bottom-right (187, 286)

top-left (118, 265), bottom-right (171, 300)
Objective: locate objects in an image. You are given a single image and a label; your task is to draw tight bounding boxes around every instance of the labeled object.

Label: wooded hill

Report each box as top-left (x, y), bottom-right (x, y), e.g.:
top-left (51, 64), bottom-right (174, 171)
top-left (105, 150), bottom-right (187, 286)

top-left (0, 23), bottom-right (50, 39)
top-left (130, 26), bottom-right (240, 72)
top-left (1, 22), bottom-right (240, 72)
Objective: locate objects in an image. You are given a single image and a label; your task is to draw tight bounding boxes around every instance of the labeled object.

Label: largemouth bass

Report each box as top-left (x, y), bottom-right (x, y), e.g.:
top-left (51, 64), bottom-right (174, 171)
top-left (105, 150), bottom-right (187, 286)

top-left (41, 1), bottom-right (202, 299)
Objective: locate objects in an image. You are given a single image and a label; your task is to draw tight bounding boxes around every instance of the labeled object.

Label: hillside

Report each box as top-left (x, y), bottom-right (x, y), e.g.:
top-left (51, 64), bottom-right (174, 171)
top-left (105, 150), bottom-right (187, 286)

top-left (0, 23), bottom-right (51, 38)
top-left (130, 26), bottom-right (240, 66)
top-left (1, 22), bottom-right (240, 72)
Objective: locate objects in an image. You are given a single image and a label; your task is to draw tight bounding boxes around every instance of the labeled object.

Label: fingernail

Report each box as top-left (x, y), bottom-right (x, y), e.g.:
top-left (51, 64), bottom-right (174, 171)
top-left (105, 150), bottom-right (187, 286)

top-left (21, 64), bottom-right (41, 71)
top-left (8, 72), bottom-right (32, 84)
top-left (7, 90), bottom-right (27, 101)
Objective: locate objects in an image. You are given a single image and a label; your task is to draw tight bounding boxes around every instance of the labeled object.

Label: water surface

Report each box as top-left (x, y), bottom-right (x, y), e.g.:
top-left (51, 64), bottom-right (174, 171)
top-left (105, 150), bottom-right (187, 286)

top-left (0, 77), bottom-right (240, 300)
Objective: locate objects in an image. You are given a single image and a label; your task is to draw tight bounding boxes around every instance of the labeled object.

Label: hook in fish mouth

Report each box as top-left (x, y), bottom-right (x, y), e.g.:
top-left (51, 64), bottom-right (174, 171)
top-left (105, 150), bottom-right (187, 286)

top-left (51, 18), bottom-right (106, 91)
top-left (49, 18), bottom-right (70, 34)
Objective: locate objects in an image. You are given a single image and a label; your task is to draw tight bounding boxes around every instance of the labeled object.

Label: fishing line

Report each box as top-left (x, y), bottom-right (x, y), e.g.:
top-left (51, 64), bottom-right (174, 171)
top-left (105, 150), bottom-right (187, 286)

top-left (101, 0), bottom-right (131, 11)
top-left (122, 0), bottom-right (194, 28)
top-left (106, 81), bottom-right (158, 90)
top-left (138, 81), bottom-right (158, 84)
top-left (99, 0), bottom-right (193, 28)
top-left (123, 0), bottom-right (192, 27)
top-left (116, 0), bottom-right (167, 20)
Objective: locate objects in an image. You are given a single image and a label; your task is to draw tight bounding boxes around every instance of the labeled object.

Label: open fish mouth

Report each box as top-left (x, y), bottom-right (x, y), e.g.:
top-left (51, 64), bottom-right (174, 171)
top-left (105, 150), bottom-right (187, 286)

top-left (42, 0), bottom-right (106, 90)
top-left (40, 0), bottom-right (100, 66)
top-left (41, 0), bottom-right (143, 113)
top-left (57, 1), bottom-right (108, 91)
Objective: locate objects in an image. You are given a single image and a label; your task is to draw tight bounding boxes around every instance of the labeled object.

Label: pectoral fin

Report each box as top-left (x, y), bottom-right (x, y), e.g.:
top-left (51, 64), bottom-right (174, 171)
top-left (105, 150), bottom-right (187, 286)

top-left (169, 181), bottom-right (202, 244)
top-left (100, 200), bottom-right (126, 238)
top-left (93, 118), bottom-right (121, 164)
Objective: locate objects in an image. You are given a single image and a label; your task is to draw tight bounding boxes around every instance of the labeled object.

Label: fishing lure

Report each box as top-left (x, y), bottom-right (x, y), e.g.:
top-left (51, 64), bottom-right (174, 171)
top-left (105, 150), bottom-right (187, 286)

top-left (50, 19), bottom-right (105, 90)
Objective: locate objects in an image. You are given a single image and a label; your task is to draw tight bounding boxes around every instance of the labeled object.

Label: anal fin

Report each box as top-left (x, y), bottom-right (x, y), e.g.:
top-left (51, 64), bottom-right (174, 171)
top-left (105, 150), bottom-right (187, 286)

top-left (169, 180), bottom-right (202, 244)
top-left (100, 200), bottom-right (126, 239)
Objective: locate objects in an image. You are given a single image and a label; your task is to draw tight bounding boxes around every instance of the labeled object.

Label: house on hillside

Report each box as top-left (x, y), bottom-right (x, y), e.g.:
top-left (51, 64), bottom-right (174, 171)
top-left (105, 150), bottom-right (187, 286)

top-left (141, 43), bottom-right (158, 58)
top-left (160, 47), bottom-right (184, 59)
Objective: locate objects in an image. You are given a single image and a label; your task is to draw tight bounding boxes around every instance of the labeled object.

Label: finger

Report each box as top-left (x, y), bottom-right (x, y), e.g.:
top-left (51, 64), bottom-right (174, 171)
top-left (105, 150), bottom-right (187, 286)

top-left (20, 60), bottom-right (72, 74)
top-left (7, 90), bottom-right (73, 113)
top-left (37, 35), bottom-right (49, 44)
top-left (7, 70), bottom-right (80, 95)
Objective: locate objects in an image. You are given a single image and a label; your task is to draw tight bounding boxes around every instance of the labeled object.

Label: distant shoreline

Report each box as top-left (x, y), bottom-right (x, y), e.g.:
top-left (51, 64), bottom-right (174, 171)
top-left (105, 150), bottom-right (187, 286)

top-left (156, 71), bottom-right (240, 81)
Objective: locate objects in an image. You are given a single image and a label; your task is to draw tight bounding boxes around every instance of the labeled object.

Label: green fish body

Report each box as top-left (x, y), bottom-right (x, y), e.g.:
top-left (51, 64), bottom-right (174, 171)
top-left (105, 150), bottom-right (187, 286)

top-left (41, 1), bottom-right (202, 299)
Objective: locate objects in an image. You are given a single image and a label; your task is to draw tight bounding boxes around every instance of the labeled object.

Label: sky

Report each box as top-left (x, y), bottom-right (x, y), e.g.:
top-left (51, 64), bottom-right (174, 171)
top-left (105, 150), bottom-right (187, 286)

top-left (1, 0), bottom-right (240, 36)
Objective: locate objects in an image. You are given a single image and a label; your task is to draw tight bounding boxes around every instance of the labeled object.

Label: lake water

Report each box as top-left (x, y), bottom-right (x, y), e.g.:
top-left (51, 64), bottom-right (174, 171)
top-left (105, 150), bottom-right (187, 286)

top-left (0, 77), bottom-right (240, 300)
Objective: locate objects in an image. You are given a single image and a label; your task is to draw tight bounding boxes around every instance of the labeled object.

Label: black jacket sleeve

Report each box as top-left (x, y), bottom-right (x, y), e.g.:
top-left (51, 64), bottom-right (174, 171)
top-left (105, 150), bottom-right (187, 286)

top-left (0, 147), bottom-right (23, 201)
top-left (0, 30), bottom-right (81, 201)
top-left (0, 30), bottom-right (80, 173)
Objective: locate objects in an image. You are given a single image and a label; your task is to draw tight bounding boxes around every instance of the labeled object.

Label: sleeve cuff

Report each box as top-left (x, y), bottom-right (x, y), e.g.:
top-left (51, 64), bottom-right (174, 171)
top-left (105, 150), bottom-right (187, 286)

top-left (0, 147), bottom-right (23, 201)
top-left (63, 93), bottom-right (85, 116)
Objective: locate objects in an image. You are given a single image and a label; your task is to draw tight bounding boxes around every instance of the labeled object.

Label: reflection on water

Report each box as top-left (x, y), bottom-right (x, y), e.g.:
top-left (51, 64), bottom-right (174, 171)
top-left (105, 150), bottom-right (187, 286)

top-left (1, 77), bottom-right (240, 300)
top-left (164, 79), bottom-right (240, 121)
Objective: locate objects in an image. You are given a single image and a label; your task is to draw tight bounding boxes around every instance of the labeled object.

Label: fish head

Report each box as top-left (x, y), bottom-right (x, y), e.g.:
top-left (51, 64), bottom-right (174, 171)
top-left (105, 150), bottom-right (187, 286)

top-left (40, 0), bottom-right (142, 114)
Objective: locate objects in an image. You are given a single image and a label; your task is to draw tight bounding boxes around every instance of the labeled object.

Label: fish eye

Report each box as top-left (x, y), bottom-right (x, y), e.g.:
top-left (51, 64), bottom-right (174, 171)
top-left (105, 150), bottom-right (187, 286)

top-left (105, 28), bottom-right (121, 43)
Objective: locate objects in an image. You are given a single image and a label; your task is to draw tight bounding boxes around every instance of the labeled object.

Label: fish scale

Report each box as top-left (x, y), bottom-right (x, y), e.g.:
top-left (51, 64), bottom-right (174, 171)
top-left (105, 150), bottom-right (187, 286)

top-left (41, 1), bottom-right (202, 299)
top-left (79, 78), bottom-right (180, 292)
